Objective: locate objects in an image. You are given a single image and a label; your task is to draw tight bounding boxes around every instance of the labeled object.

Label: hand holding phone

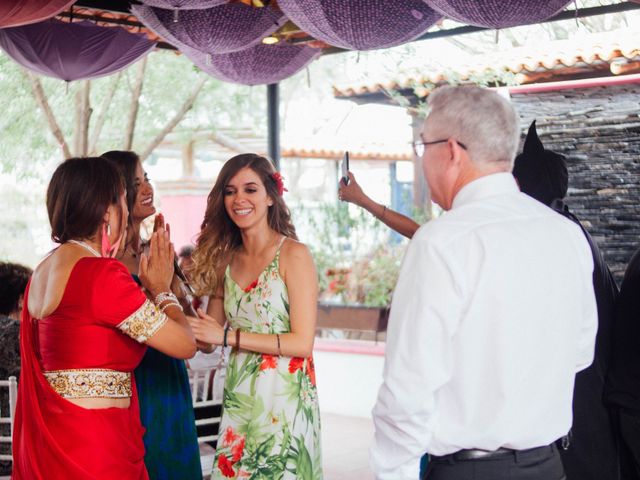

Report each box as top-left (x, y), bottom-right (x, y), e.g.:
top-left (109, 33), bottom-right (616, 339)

top-left (341, 151), bottom-right (350, 185)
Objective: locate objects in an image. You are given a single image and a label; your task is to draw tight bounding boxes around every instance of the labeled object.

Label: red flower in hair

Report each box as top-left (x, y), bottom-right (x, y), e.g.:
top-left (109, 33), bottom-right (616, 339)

top-left (288, 357), bottom-right (304, 374)
top-left (218, 455), bottom-right (236, 478)
top-left (271, 172), bottom-right (288, 196)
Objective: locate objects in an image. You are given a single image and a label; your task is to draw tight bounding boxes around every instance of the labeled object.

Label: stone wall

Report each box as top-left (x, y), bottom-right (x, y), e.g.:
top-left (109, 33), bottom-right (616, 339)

top-left (511, 83), bottom-right (640, 282)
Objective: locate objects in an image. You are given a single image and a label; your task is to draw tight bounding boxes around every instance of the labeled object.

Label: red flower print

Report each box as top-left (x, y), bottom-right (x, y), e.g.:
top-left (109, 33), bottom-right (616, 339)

top-left (243, 279), bottom-right (258, 293)
top-left (260, 354), bottom-right (277, 371)
top-left (305, 357), bottom-right (317, 387)
top-left (288, 357), bottom-right (304, 374)
top-left (223, 426), bottom-right (240, 446)
top-left (231, 437), bottom-right (245, 463)
top-left (218, 455), bottom-right (236, 478)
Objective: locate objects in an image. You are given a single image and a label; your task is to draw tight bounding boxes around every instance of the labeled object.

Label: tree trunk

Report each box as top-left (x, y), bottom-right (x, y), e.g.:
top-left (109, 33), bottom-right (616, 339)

top-left (139, 75), bottom-right (208, 162)
top-left (25, 70), bottom-right (72, 159)
top-left (74, 80), bottom-right (92, 156)
top-left (89, 72), bottom-right (122, 155)
top-left (123, 57), bottom-right (147, 150)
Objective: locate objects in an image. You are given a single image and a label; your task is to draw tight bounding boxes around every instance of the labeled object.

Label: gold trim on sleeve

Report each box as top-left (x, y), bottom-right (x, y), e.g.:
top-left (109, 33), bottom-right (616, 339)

top-left (43, 369), bottom-right (132, 399)
top-left (116, 298), bottom-right (168, 343)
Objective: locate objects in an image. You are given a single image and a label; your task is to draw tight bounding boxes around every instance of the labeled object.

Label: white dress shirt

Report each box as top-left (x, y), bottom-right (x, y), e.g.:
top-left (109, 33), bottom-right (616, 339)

top-left (370, 173), bottom-right (597, 480)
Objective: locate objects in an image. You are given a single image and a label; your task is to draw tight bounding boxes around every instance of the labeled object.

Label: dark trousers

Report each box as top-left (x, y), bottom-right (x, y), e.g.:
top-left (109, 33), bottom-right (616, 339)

top-left (618, 409), bottom-right (640, 480)
top-left (423, 444), bottom-right (565, 480)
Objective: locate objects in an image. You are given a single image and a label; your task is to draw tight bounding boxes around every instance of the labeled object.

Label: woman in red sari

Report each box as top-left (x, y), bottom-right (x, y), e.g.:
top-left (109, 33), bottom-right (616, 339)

top-left (12, 157), bottom-right (197, 480)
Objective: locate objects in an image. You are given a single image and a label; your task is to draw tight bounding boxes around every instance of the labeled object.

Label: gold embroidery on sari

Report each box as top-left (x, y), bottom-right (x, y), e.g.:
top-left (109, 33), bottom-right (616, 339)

top-left (43, 369), bottom-right (132, 399)
top-left (116, 298), bottom-right (167, 343)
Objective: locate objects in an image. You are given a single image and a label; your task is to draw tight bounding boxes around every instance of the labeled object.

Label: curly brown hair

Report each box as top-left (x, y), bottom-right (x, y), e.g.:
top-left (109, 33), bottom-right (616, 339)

top-left (191, 154), bottom-right (297, 295)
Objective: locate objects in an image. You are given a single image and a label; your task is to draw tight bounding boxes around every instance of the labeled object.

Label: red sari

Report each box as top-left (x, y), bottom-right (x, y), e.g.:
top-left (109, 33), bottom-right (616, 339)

top-left (12, 257), bottom-right (164, 480)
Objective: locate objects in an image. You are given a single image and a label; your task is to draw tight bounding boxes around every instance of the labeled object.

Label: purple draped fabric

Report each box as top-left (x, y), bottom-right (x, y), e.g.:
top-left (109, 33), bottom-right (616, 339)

top-left (424, 0), bottom-right (573, 28)
top-left (138, 0), bottom-right (226, 9)
top-left (277, 0), bottom-right (441, 51)
top-left (0, 0), bottom-right (74, 28)
top-left (0, 19), bottom-right (156, 81)
top-left (132, 3), bottom-right (286, 54)
top-left (183, 43), bottom-right (321, 85)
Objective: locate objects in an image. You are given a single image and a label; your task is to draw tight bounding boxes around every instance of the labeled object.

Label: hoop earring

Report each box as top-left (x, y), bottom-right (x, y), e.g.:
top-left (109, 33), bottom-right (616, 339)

top-left (101, 223), bottom-right (112, 257)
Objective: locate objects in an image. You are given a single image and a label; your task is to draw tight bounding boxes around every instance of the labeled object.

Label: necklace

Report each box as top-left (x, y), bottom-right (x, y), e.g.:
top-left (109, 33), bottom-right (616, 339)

top-left (68, 239), bottom-right (101, 257)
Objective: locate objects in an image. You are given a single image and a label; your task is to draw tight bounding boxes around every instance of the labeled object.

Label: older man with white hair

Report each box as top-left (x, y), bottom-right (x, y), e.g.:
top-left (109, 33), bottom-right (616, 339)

top-left (370, 86), bottom-right (598, 480)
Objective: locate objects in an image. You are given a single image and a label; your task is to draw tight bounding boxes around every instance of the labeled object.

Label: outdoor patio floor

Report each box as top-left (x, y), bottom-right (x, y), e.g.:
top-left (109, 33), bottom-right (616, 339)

top-left (321, 412), bottom-right (375, 480)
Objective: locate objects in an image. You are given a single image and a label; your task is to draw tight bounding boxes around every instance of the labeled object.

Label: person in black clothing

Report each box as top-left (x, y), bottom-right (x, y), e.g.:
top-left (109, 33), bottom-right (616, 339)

top-left (0, 261), bottom-right (32, 475)
top-left (513, 120), bottom-right (621, 480)
top-left (605, 246), bottom-right (640, 480)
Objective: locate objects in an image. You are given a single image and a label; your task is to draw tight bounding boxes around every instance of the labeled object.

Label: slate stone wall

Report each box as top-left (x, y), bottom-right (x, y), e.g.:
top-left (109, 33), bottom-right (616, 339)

top-left (511, 84), bottom-right (640, 282)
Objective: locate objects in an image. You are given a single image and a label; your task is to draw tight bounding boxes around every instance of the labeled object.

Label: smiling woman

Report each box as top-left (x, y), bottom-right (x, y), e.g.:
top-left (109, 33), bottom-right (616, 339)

top-left (191, 153), bottom-right (322, 480)
top-left (101, 150), bottom-right (202, 480)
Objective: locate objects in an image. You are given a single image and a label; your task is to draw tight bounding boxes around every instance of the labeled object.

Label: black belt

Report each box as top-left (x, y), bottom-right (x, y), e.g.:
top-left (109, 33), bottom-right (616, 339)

top-left (432, 443), bottom-right (556, 462)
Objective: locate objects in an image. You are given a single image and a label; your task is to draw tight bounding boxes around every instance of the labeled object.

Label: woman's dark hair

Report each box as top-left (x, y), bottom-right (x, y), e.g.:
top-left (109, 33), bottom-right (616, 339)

top-left (47, 157), bottom-right (124, 244)
top-left (0, 262), bottom-right (33, 315)
top-left (100, 150), bottom-right (139, 222)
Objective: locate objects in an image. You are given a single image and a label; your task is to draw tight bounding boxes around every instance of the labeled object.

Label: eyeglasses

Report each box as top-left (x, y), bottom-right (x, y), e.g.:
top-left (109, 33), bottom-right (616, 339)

top-left (411, 139), bottom-right (467, 157)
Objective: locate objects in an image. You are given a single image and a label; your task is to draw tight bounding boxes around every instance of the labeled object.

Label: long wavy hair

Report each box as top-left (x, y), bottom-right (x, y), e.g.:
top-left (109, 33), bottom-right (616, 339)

top-left (191, 154), bottom-right (297, 296)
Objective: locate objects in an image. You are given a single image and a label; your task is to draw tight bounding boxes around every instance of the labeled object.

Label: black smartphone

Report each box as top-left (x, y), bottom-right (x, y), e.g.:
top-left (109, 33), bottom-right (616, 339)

top-left (340, 151), bottom-right (349, 185)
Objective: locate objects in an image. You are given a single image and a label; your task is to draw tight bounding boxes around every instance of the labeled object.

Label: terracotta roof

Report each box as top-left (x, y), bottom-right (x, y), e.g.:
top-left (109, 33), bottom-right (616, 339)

top-left (281, 148), bottom-right (412, 161)
top-left (333, 34), bottom-right (640, 99)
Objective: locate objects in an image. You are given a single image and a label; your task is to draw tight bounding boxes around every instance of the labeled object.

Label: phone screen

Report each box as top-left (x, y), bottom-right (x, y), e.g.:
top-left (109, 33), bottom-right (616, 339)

top-left (341, 151), bottom-right (349, 185)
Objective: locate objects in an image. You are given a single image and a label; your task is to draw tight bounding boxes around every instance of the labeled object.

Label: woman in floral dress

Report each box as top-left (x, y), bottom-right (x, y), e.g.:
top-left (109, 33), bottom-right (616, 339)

top-left (190, 154), bottom-right (322, 480)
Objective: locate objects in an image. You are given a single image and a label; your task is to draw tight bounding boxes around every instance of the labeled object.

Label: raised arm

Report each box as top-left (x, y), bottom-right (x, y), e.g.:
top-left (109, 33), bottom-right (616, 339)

top-left (339, 171), bottom-right (419, 239)
top-left (138, 228), bottom-right (197, 359)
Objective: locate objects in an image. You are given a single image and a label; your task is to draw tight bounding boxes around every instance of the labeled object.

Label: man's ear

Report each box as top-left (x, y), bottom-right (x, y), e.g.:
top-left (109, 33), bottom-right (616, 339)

top-left (447, 138), bottom-right (465, 167)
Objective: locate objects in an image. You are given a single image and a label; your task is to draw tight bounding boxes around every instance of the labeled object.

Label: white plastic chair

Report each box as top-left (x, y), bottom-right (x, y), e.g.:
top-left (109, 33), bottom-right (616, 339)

top-left (0, 376), bottom-right (18, 480)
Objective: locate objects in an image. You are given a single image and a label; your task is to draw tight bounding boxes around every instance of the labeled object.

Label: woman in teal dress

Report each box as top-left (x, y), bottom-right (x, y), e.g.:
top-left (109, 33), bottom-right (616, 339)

top-left (190, 154), bottom-right (322, 479)
top-left (102, 150), bottom-right (202, 480)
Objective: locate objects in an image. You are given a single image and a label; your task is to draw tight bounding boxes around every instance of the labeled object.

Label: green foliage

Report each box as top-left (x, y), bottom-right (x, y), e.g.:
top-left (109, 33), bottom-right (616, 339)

top-left (0, 50), bottom-right (266, 176)
top-left (292, 201), bottom-right (413, 307)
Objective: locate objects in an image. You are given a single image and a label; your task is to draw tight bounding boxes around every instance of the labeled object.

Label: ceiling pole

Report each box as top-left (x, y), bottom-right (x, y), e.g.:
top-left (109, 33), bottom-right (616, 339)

top-left (267, 82), bottom-right (280, 171)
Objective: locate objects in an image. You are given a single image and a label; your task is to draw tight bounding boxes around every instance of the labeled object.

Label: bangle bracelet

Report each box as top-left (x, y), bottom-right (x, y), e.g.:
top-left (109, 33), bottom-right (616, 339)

top-left (223, 325), bottom-right (230, 348)
top-left (160, 302), bottom-right (182, 314)
top-left (155, 292), bottom-right (178, 305)
top-left (235, 328), bottom-right (240, 350)
top-left (276, 333), bottom-right (281, 356)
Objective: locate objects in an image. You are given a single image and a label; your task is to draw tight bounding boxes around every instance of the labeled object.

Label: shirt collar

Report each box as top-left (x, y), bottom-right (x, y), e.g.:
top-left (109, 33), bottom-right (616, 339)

top-left (451, 172), bottom-right (519, 209)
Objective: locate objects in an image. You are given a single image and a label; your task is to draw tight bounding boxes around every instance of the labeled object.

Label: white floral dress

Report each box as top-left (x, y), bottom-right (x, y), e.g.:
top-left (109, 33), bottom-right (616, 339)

top-left (212, 240), bottom-right (322, 480)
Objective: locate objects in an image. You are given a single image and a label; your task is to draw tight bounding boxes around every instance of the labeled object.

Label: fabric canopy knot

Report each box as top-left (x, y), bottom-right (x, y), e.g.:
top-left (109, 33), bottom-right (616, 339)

top-left (278, 0), bottom-right (442, 51)
top-left (0, 0), bottom-right (74, 28)
top-left (0, 19), bottom-right (156, 81)
top-left (424, 0), bottom-right (573, 29)
top-left (133, 2), bottom-right (286, 54)
top-left (138, 0), bottom-right (227, 9)
top-left (183, 42), bottom-right (322, 85)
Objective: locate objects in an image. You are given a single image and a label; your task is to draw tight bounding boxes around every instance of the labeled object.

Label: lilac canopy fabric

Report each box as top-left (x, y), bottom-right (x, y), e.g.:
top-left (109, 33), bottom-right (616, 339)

top-left (183, 43), bottom-right (321, 86)
top-left (0, 20), bottom-right (156, 81)
top-left (138, 0), bottom-right (226, 9)
top-left (0, 0), bottom-right (74, 28)
top-left (277, 0), bottom-right (442, 51)
top-left (132, 3), bottom-right (286, 54)
top-left (424, 0), bottom-right (573, 29)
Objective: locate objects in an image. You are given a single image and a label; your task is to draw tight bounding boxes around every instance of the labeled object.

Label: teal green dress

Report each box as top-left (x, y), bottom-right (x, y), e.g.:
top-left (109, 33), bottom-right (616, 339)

top-left (135, 348), bottom-right (202, 479)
